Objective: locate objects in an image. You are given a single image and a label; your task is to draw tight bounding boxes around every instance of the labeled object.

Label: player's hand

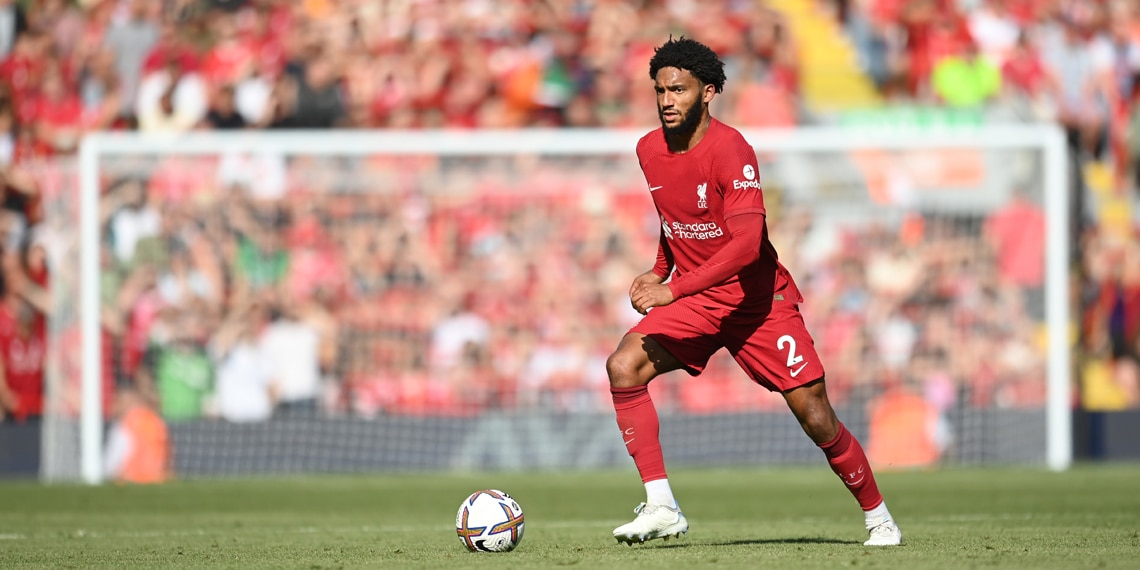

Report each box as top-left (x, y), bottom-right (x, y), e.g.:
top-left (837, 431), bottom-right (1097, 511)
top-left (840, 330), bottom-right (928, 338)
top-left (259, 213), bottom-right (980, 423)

top-left (630, 282), bottom-right (674, 315)
top-left (628, 270), bottom-right (665, 297)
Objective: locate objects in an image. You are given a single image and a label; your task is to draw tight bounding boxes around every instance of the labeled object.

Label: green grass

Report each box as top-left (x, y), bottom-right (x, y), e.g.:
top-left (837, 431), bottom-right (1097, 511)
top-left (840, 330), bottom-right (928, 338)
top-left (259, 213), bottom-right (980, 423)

top-left (1, 465), bottom-right (1138, 569)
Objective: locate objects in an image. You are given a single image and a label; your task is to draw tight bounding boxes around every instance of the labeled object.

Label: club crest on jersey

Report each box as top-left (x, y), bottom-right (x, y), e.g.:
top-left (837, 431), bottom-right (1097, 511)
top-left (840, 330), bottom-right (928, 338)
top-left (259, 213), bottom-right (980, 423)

top-left (696, 182), bottom-right (707, 209)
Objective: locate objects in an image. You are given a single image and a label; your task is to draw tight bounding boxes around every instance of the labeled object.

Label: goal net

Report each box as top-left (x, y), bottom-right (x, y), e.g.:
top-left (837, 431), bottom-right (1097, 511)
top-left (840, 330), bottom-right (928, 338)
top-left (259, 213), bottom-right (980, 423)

top-left (40, 126), bottom-right (1070, 483)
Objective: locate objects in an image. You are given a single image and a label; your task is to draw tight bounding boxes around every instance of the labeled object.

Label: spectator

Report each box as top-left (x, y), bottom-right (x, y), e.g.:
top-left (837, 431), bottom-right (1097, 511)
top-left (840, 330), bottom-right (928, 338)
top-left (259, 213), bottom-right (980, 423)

top-left (931, 39), bottom-right (1002, 108)
top-left (1038, 14), bottom-right (1109, 156)
top-left (866, 375), bottom-right (948, 470)
top-left (1, 31), bottom-right (50, 125)
top-left (967, 0), bottom-right (1022, 66)
top-left (984, 188), bottom-right (1047, 317)
top-left (258, 300), bottom-right (329, 417)
top-left (0, 97), bottom-right (13, 165)
top-left (0, 292), bottom-right (44, 424)
top-left (203, 84), bottom-right (248, 130)
top-left (198, 11), bottom-right (254, 88)
top-left (0, 0), bottom-right (26, 60)
top-left (429, 295), bottom-right (491, 377)
top-left (103, 386), bottom-right (171, 484)
top-left (209, 301), bottom-right (275, 423)
top-left (103, 177), bottom-right (160, 266)
top-left (30, 64), bottom-right (85, 154)
top-left (155, 244), bottom-right (215, 307)
top-left (229, 200), bottom-right (289, 301)
top-left (77, 47), bottom-right (126, 132)
top-left (103, 0), bottom-right (159, 120)
top-left (284, 52), bottom-right (346, 129)
top-left (137, 307), bottom-right (214, 422)
top-left (135, 56), bottom-right (208, 132)
top-left (1000, 32), bottom-right (1057, 118)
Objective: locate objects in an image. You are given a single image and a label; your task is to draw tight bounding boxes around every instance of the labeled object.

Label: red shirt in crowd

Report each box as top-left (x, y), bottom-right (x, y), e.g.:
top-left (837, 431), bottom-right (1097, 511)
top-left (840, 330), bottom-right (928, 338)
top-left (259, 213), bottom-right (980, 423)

top-left (0, 302), bottom-right (45, 421)
top-left (1002, 48), bottom-right (1049, 96)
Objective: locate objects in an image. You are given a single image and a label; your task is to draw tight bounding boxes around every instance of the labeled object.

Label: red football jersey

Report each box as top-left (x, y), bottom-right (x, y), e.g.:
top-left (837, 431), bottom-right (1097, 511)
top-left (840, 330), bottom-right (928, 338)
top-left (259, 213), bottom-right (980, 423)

top-left (636, 118), bottom-right (801, 310)
top-left (0, 305), bottom-right (45, 420)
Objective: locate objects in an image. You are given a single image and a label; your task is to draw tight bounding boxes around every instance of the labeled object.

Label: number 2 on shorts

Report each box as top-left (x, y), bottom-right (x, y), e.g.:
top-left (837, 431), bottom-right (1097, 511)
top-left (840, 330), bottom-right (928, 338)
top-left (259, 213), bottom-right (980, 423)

top-left (777, 334), bottom-right (809, 377)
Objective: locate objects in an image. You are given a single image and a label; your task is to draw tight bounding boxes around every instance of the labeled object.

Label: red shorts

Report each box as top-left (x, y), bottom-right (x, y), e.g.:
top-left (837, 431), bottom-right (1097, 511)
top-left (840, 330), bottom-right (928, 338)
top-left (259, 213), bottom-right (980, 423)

top-left (629, 295), bottom-right (825, 392)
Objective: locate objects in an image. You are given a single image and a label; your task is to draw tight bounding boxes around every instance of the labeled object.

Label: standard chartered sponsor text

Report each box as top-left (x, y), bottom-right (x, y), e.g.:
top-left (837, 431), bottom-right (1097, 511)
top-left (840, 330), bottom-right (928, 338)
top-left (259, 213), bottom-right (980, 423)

top-left (670, 220), bottom-right (724, 240)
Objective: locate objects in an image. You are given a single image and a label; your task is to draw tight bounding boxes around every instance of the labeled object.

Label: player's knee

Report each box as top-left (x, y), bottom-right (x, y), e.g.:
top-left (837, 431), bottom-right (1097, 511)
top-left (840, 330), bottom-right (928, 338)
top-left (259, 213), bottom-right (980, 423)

top-left (786, 383), bottom-right (840, 442)
top-left (606, 349), bottom-right (647, 388)
top-left (797, 403), bottom-right (839, 443)
top-left (804, 409), bottom-right (839, 441)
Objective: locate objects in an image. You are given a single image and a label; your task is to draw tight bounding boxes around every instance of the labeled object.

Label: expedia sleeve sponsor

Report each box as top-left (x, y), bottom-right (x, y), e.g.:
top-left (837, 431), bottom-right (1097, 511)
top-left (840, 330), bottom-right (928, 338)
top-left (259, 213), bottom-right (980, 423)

top-left (732, 179), bottom-right (761, 190)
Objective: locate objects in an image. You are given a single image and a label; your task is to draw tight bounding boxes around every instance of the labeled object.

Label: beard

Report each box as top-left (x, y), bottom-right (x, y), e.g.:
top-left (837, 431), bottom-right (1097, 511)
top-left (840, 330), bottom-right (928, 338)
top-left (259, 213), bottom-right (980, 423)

top-left (660, 99), bottom-right (704, 136)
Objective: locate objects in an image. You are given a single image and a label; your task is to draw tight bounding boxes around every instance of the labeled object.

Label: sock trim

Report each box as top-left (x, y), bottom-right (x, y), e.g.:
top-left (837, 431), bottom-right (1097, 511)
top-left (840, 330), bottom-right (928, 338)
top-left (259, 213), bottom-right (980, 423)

top-left (611, 385), bottom-right (651, 410)
top-left (818, 422), bottom-right (852, 453)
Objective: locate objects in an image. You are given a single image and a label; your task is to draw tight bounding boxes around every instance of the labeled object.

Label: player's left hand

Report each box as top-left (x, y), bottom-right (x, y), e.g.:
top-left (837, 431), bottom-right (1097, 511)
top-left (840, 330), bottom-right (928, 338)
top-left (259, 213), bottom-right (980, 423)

top-left (630, 283), bottom-right (674, 315)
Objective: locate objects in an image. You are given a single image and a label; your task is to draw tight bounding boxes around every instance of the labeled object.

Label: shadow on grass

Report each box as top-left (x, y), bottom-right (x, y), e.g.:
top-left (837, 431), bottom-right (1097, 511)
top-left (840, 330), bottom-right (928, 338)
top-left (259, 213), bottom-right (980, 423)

top-left (656, 537), bottom-right (861, 548)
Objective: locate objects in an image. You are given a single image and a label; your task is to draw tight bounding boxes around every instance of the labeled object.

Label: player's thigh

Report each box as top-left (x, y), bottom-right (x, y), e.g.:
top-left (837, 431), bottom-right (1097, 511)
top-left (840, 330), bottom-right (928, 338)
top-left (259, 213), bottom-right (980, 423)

top-left (727, 304), bottom-right (825, 392)
top-left (608, 332), bottom-right (686, 386)
top-left (627, 298), bottom-right (723, 378)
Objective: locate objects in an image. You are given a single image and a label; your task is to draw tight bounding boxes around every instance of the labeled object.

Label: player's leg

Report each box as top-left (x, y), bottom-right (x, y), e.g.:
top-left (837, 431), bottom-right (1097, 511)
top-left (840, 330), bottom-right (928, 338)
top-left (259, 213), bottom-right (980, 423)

top-left (608, 332), bottom-right (688, 543)
top-left (608, 331), bottom-right (682, 502)
top-left (608, 300), bottom-right (722, 544)
top-left (728, 304), bottom-right (901, 546)
top-left (782, 380), bottom-right (901, 545)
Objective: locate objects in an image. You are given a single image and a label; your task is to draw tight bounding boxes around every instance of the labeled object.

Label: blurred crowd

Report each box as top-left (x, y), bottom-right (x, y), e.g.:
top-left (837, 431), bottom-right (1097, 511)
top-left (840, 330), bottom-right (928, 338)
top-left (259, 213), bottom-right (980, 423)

top-left (843, 0), bottom-right (1140, 408)
top-left (0, 0), bottom-right (1138, 440)
top-left (29, 151), bottom-right (1051, 427)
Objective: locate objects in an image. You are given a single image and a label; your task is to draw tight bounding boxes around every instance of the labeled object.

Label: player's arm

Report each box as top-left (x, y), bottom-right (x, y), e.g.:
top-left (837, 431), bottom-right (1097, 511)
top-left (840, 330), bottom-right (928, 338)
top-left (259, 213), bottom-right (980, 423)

top-left (629, 227), bottom-right (672, 312)
top-left (664, 135), bottom-right (765, 299)
top-left (649, 226), bottom-right (674, 281)
top-left (664, 211), bottom-right (763, 299)
top-left (631, 216), bottom-right (762, 314)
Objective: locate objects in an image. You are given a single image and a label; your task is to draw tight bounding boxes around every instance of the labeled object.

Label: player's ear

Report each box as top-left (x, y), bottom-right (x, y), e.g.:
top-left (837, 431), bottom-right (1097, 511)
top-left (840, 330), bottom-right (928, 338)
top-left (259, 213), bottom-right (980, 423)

top-left (702, 82), bottom-right (716, 104)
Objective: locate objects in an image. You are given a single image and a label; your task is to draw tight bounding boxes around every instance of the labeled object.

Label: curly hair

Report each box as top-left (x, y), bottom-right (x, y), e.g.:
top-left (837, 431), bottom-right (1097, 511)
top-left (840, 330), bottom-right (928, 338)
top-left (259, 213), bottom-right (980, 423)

top-left (647, 36), bottom-right (726, 93)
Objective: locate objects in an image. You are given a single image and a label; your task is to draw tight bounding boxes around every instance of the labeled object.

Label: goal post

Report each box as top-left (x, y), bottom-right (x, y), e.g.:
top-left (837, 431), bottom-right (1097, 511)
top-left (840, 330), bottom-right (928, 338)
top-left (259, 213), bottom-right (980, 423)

top-left (56, 124), bottom-right (1070, 484)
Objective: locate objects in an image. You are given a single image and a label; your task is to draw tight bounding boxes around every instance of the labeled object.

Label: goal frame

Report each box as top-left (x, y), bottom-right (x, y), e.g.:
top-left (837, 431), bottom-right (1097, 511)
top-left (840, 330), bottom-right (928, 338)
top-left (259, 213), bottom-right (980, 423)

top-left (74, 125), bottom-right (1072, 483)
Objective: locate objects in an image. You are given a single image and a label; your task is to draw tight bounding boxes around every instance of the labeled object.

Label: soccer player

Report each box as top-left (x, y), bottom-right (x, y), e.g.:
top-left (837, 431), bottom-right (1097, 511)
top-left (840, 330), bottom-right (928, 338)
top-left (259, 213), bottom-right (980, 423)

top-left (608, 37), bottom-right (903, 547)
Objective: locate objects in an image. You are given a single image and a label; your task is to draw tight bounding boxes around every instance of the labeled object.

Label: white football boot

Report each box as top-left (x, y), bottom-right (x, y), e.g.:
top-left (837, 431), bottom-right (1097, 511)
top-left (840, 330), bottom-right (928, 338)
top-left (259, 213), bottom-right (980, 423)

top-left (613, 502), bottom-right (689, 545)
top-left (864, 516), bottom-right (903, 546)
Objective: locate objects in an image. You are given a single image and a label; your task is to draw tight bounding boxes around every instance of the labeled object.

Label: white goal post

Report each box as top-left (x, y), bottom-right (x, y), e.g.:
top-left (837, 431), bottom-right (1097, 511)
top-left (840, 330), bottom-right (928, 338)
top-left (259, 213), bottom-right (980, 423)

top-left (64, 124), bottom-right (1071, 484)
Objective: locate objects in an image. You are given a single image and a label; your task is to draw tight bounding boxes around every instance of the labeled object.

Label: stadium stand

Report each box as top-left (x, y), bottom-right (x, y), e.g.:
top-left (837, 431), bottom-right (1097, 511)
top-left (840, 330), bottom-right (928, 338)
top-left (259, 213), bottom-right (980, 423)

top-left (0, 0), bottom-right (1137, 450)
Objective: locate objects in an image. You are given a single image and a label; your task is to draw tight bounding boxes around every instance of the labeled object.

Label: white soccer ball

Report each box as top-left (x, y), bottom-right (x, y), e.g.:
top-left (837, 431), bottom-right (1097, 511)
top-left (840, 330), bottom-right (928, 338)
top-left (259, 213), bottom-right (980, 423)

top-left (455, 489), bottom-right (525, 552)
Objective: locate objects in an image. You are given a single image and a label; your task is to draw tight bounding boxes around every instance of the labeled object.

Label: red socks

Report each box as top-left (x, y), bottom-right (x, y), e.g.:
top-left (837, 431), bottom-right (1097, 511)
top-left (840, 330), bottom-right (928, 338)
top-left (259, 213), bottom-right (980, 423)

top-left (818, 422), bottom-right (884, 511)
top-left (611, 385), bottom-right (667, 483)
top-left (613, 386), bottom-right (880, 511)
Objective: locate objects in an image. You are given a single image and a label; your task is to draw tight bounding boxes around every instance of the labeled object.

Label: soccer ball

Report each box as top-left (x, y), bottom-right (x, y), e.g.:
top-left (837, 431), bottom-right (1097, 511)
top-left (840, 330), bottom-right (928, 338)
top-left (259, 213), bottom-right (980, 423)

top-left (455, 489), bottom-right (525, 552)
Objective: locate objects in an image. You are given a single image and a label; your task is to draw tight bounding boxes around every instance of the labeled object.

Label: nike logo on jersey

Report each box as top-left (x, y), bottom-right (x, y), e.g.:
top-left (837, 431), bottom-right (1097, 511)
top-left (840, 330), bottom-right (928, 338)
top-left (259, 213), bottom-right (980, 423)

top-left (649, 185), bottom-right (663, 191)
top-left (790, 362), bottom-right (808, 377)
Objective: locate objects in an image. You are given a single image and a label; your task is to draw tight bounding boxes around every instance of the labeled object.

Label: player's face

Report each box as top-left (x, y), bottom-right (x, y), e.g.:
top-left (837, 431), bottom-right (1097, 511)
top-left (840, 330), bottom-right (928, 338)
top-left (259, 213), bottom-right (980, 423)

top-left (654, 67), bottom-right (713, 135)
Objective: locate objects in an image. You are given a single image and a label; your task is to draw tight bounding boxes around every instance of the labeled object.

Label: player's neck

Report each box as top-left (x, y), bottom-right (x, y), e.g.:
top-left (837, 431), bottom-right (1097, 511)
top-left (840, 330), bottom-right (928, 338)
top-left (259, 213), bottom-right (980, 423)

top-left (665, 114), bottom-right (712, 154)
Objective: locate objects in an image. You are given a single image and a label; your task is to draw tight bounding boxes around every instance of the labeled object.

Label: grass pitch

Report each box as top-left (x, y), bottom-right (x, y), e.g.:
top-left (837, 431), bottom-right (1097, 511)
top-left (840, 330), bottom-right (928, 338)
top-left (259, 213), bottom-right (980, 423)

top-left (1, 465), bottom-right (1137, 569)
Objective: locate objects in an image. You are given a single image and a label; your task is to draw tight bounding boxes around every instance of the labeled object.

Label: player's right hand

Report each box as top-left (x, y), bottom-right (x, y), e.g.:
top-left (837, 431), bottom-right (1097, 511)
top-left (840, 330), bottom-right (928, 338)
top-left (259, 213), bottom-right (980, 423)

top-left (629, 270), bottom-right (665, 298)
